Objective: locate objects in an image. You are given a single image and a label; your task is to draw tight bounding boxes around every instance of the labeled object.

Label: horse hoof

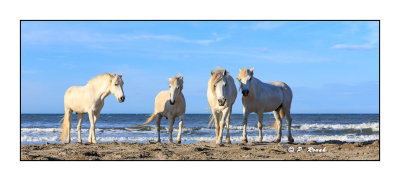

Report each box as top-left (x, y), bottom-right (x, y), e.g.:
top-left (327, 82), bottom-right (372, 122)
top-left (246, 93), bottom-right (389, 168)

top-left (226, 140), bottom-right (232, 144)
top-left (274, 139), bottom-right (281, 143)
top-left (177, 140), bottom-right (181, 144)
top-left (288, 138), bottom-right (294, 143)
top-left (242, 140), bottom-right (248, 143)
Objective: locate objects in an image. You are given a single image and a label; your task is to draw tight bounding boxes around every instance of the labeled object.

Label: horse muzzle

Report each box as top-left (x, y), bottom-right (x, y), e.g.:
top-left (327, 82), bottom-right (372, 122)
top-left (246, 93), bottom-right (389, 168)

top-left (218, 98), bottom-right (226, 106)
top-left (242, 90), bottom-right (249, 96)
top-left (118, 96), bottom-right (125, 103)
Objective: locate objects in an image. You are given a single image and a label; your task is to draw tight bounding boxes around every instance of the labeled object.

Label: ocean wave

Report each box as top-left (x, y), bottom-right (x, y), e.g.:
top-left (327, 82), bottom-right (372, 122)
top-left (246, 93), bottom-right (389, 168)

top-left (216, 122), bottom-right (379, 132)
top-left (292, 122), bottom-right (379, 132)
top-left (21, 128), bottom-right (102, 134)
top-left (21, 134), bottom-right (379, 144)
top-left (21, 122), bottom-right (379, 136)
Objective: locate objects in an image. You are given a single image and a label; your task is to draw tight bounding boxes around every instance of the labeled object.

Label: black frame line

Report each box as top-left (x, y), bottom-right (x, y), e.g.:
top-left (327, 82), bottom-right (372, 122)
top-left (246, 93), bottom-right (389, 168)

top-left (19, 20), bottom-right (380, 161)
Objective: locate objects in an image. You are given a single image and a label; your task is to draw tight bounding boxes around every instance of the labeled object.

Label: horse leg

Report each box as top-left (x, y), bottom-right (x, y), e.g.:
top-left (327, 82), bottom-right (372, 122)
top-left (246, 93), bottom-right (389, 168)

top-left (285, 110), bottom-right (294, 143)
top-left (65, 109), bottom-right (72, 143)
top-left (92, 112), bottom-right (100, 143)
top-left (217, 108), bottom-right (229, 145)
top-left (77, 113), bottom-right (83, 143)
top-left (242, 109), bottom-right (249, 143)
top-left (257, 113), bottom-right (263, 143)
top-left (168, 117), bottom-right (175, 143)
top-left (273, 109), bottom-right (283, 143)
top-left (156, 114), bottom-right (162, 143)
top-left (213, 111), bottom-right (220, 143)
top-left (225, 108), bottom-right (232, 144)
top-left (176, 115), bottom-right (184, 144)
top-left (88, 111), bottom-right (96, 144)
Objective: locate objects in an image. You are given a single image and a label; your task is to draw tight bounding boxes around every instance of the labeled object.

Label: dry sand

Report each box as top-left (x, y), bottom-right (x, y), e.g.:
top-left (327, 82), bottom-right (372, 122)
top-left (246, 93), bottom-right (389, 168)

top-left (21, 140), bottom-right (379, 160)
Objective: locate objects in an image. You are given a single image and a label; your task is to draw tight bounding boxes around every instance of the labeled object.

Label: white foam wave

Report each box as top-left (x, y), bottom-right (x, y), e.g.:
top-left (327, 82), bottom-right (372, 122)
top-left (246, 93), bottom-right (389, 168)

top-left (21, 122), bottom-right (380, 136)
top-left (221, 122), bottom-right (379, 132)
top-left (21, 134), bottom-right (379, 144)
top-left (21, 128), bottom-right (102, 134)
top-left (294, 122), bottom-right (379, 131)
top-left (21, 135), bottom-right (59, 142)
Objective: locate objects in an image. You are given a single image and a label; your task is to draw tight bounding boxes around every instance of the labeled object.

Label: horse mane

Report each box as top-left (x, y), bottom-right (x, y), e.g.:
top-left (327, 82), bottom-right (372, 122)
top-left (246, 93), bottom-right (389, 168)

top-left (238, 68), bottom-right (251, 80)
top-left (169, 73), bottom-right (184, 88)
top-left (210, 67), bottom-right (228, 93)
top-left (87, 73), bottom-right (118, 86)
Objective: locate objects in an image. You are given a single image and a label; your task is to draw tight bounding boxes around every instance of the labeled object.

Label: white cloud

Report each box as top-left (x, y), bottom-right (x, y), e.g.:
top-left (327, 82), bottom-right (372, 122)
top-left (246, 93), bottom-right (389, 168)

top-left (333, 21), bottom-right (379, 51)
top-left (366, 21), bottom-right (379, 44)
top-left (22, 30), bottom-right (230, 45)
top-left (331, 44), bottom-right (375, 50)
top-left (250, 22), bottom-right (285, 30)
top-left (117, 33), bottom-right (230, 45)
top-left (22, 69), bottom-right (40, 74)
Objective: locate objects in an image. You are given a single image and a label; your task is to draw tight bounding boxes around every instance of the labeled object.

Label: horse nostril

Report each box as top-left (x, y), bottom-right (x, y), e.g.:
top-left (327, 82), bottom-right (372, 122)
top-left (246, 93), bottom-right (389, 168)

top-left (170, 100), bottom-right (175, 105)
top-left (242, 90), bottom-right (249, 96)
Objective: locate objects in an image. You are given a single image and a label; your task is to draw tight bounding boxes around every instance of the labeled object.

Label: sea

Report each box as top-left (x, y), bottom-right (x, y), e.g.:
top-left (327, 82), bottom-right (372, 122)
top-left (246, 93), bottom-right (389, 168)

top-left (20, 114), bottom-right (379, 145)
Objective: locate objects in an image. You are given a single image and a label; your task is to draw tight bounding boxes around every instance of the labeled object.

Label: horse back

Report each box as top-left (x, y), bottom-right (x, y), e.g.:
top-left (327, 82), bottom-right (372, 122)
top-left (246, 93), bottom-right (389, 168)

top-left (154, 90), bottom-right (185, 116)
top-left (267, 81), bottom-right (292, 97)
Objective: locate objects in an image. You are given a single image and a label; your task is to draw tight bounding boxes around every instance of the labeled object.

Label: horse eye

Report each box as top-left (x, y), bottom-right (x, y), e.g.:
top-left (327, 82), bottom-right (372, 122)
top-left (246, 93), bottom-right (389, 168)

top-left (115, 83), bottom-right (118, 86)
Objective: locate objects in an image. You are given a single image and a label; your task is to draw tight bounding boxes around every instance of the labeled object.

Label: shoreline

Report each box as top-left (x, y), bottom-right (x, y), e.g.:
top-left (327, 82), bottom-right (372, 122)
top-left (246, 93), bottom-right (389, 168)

top-left (21, 140), bottom-right (379, 160)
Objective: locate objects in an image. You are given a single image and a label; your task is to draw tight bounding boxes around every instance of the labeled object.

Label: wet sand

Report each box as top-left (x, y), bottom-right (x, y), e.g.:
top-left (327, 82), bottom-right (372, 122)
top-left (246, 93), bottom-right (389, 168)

top-left (21, 140), bottom-right (379, 160)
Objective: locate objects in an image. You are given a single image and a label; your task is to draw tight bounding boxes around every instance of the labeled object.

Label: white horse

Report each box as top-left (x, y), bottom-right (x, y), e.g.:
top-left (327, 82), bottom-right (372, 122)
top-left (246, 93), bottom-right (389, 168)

top-left (136, 74), bottom-right (186, 144)
top-left (60, 73), bottom-right (125, 144)
top-left (207, 68), bottom-right (237, 145)
top-left (237, 68), bottom-right (294, 143)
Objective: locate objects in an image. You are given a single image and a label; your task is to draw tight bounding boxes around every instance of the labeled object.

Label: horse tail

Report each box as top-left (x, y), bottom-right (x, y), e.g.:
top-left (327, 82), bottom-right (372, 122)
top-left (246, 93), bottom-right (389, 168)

top-left (208, 115), bottom-right (214, 128)
top-left (280, 107), bottom-right (285, 120)
top-left (271, 104), bottom-right (285, 132)
top-left (60, 112), bottom-right (70, 143)
top-left (135, 114), bottom-right (156, 127)
top-left (208, 113), bottom-right (223, 128)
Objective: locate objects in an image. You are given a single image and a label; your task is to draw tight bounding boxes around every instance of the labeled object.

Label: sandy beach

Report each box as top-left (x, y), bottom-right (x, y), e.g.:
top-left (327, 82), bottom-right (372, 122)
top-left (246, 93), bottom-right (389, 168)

top-left (21, 140), bottom-right (379, 160)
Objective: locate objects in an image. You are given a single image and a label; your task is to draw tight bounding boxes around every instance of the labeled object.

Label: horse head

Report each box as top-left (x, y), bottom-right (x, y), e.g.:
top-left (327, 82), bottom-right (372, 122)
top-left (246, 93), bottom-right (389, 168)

top-left (237, 68), bottom-right (254, 96)
top-left (211, 68), bottom-right (229, 106)
top-left (168, 73), bottom-right (183, 105)
top-left (110, 73), bottom-right (125, 103)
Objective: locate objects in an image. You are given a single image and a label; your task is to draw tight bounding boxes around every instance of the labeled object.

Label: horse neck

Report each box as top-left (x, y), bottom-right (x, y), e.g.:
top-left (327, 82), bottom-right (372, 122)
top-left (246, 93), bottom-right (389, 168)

top-left (249, 77), bottom-right (262, 97)
top-left (176, 89), bottom-right (184, 102)
top-left (89, 80), bottom-right (111, 102)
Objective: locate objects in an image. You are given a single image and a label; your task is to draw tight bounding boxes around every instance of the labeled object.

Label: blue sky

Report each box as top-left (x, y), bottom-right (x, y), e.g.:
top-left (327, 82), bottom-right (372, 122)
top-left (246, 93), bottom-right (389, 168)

top-left (21, 21), bottom-right (379, 114)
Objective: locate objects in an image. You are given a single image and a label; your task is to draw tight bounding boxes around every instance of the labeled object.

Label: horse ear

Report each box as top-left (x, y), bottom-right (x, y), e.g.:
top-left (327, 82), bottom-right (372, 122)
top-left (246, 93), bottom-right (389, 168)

top-left (210, 71), bottom-right (214, 76)
top-left (119, 73), bottom-right (123, 77)
top-left (249, 67), bottom-right (254, 76)
top-left (223, 69), bottom-right (227, 76)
